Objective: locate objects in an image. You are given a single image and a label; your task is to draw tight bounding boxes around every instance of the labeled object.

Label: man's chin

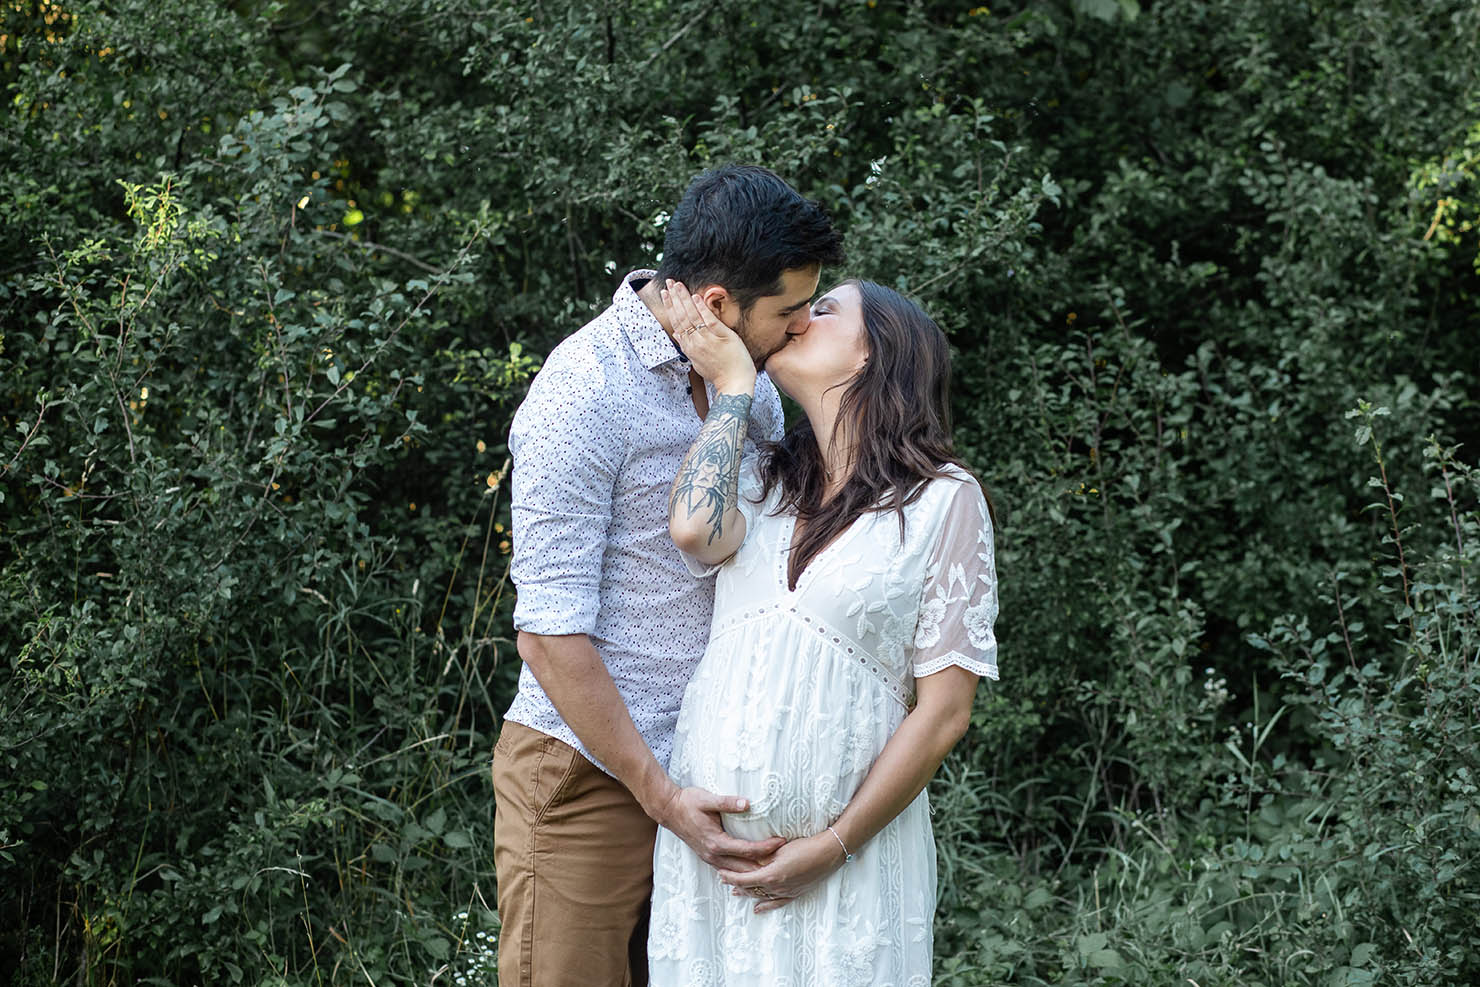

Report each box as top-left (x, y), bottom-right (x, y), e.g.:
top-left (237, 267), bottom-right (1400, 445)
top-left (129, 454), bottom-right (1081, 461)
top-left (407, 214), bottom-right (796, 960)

top-left (756, 343), bottom-right (789, 371)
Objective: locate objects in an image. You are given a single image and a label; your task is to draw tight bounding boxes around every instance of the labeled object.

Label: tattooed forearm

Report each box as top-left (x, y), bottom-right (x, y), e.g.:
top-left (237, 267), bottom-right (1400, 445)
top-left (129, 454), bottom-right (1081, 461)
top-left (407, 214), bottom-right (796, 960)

top-left (669, 391), bottom-right (753, 545)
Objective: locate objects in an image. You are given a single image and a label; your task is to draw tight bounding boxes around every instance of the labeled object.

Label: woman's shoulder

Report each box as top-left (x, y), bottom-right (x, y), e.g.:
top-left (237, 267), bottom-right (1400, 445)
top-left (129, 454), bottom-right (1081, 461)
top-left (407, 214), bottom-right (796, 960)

top-left (923, 462), bottom-right (982, 502)
top-left (736, 456), bottom-right (778, 520)
top-left (935, 461), bottom-right (978, 485)
top-left (916, 463), bottom-right (991, 528)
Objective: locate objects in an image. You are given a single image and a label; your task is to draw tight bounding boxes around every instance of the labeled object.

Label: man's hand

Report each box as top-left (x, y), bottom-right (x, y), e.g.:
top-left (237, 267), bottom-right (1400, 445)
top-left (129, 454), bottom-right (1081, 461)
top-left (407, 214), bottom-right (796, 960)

top-left (653, 785), bottom-right (785, 873)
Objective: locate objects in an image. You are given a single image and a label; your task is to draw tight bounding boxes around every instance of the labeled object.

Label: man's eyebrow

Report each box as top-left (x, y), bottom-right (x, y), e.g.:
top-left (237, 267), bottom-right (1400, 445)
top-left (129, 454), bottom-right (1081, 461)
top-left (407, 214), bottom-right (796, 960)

top-left (779, 297), bottom-right (816, 315)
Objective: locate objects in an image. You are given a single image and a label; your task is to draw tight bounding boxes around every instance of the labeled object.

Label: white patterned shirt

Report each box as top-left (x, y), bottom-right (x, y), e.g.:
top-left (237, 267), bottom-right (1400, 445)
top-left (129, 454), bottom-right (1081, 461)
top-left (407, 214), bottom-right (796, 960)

top-left (505, 270), bottom-right (785, 774)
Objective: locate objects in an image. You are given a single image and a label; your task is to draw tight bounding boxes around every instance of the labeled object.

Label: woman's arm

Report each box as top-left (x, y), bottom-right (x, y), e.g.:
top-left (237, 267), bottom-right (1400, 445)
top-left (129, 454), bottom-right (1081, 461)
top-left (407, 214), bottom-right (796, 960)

top-left (664, 281), bottom-right (758, 565)
top-left (824, 664), bottom-right (977, 857)
top-left (714, 665), bottom-right (980, 911)
top-left (669, 389), bottom-right (754, 563)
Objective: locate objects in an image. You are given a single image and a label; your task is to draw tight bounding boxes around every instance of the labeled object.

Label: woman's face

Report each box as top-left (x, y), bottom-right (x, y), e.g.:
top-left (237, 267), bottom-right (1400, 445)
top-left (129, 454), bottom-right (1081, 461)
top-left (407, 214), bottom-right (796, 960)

top-left (765, 282), bottom-right (869, 403)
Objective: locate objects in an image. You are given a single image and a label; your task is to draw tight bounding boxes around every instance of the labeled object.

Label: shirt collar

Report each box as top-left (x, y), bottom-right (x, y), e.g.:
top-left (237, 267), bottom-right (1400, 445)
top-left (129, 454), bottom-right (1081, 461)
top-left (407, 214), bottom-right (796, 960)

top-left (614, 269), bottom-right (688, 371)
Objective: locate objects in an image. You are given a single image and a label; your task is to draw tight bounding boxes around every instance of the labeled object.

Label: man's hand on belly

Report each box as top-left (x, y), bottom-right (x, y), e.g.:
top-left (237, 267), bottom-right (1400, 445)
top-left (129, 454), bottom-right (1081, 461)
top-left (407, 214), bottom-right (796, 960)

top-left (653, 784), bottom-right (786, 873)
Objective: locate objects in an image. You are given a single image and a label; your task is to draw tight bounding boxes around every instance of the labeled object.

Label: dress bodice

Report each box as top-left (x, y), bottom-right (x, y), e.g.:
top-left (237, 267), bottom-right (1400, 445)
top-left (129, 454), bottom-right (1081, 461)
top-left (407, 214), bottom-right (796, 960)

top-left (710, 461), bottom-right (999, 706)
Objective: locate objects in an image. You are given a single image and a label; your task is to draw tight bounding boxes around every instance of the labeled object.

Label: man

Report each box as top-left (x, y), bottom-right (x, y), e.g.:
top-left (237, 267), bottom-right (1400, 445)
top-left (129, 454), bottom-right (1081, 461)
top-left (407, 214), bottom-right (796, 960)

top-left (493, 164), bottom-right (845, 986)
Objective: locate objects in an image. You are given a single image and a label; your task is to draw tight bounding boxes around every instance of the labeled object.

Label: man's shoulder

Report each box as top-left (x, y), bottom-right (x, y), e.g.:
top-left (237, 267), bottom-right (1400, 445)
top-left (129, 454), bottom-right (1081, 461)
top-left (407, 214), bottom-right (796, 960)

top-left (540, 305), bottom-right (628, 376)
top-left (510, 302), bottom-right (644, 443)
top-left (751, 372), bottom-right (785, 441)
top-left (522, 300), bottom-right (639, 395)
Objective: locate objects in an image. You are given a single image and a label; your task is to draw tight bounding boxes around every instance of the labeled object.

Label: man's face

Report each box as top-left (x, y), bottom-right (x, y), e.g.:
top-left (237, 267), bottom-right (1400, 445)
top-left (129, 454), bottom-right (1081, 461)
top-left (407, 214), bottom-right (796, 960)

top-left (730, 265), bottom-right (821, 368)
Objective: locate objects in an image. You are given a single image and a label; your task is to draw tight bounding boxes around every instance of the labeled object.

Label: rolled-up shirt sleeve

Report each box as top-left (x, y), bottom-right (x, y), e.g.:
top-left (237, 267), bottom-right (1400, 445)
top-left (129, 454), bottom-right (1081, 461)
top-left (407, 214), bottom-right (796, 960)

top-left (509, 362), bottom-right (625, 637)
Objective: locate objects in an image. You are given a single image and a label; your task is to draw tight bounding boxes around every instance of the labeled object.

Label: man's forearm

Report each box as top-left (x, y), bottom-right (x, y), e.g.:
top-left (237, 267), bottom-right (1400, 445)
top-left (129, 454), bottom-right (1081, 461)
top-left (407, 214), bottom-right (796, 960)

top-left (516, 631), bottom-right (676, 816)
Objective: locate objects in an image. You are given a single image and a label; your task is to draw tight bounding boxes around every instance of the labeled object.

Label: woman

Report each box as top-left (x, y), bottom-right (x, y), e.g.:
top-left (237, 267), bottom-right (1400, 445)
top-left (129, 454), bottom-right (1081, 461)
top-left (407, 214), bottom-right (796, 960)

top-left (647, 277), bottom-right (999, 985)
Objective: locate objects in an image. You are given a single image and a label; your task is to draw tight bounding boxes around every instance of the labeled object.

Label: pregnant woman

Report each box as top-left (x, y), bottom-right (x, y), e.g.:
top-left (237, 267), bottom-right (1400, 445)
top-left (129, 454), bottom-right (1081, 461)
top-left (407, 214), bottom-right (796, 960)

top-left (648, 277), bottom-right (999, 985)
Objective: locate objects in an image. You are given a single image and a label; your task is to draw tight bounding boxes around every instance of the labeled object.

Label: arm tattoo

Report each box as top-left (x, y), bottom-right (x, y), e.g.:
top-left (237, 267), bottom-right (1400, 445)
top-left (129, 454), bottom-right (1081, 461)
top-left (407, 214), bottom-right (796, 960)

top-left (670, 392), bottom-right (753, 545)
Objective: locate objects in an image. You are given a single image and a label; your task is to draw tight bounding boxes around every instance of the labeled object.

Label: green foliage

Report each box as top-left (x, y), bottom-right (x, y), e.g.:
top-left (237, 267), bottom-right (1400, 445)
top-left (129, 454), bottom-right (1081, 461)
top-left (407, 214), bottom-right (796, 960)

top-left (2, 31), bottom-right (525, 981)
top-left (3, 0), bottom-right (1478, 983)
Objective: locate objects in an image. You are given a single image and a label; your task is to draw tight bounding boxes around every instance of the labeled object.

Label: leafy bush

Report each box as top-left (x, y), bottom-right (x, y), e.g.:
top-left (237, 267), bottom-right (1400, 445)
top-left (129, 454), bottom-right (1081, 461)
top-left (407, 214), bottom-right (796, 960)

top-left (3, 0), bottom-right (1477, 983)
top-left (2, 52), bottom-right (529, 985)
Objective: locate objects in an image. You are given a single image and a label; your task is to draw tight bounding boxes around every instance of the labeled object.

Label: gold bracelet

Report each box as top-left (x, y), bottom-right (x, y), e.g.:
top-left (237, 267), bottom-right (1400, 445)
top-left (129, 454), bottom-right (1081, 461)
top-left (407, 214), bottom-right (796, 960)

top-left (826, 825), bottom-right (855, 864)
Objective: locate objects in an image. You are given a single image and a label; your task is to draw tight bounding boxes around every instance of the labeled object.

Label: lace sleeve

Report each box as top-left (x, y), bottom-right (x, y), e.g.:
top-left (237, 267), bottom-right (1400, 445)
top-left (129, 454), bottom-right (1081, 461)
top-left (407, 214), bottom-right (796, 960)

top-left (910, 475), bottom-right (999, 681)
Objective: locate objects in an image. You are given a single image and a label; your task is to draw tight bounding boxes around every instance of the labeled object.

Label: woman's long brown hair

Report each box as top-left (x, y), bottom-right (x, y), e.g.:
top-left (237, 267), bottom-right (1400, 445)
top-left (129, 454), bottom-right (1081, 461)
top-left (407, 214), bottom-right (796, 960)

top-left (758, 280), bottom-right (994, 591)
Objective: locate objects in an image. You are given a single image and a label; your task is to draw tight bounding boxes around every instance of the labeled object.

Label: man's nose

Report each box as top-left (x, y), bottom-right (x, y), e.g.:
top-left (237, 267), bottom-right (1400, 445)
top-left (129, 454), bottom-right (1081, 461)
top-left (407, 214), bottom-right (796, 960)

top-left (787, 311), bottom-right (811, 334)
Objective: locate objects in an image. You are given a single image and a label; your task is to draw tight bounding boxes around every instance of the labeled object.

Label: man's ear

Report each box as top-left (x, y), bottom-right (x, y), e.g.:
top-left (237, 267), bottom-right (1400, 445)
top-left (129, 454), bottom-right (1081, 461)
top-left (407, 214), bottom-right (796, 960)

top-left (697, 284), bottom-right (738, 327)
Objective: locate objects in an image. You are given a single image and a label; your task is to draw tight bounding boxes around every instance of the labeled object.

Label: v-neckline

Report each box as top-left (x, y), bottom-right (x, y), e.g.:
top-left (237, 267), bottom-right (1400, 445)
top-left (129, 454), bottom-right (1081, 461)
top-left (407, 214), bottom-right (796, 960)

top-left (781, 512), bottom-right (860, 595)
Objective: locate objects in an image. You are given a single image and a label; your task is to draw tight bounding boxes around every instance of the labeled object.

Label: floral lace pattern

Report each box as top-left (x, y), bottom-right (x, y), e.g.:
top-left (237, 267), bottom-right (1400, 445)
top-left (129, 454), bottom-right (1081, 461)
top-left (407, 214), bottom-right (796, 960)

top-left (649, 464), bottom-right (998, 985)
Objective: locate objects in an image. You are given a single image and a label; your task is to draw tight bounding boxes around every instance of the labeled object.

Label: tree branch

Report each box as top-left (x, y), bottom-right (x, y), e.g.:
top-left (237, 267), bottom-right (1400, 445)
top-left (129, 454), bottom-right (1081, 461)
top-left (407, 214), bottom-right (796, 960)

top-left (313, 230), bottom-right (441, 273)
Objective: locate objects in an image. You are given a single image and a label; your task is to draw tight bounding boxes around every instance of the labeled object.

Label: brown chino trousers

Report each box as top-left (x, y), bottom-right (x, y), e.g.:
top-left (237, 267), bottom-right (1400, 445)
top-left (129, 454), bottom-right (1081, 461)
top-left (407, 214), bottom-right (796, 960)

top-left (492, 721), bottom-right (657, 987)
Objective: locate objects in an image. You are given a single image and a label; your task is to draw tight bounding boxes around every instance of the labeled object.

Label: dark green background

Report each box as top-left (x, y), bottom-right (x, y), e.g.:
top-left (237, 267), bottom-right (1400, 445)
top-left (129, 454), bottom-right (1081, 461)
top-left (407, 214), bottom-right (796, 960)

top-left (3, 0), bottom-right (1478, 983)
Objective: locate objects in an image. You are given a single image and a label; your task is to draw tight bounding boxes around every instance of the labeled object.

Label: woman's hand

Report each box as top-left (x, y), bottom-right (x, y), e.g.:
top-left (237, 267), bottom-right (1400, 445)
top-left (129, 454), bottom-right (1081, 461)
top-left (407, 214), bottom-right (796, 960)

top-left (715, 831), bottom-right (847, 914)
top-left (661, 279), bottom-right (756, 395)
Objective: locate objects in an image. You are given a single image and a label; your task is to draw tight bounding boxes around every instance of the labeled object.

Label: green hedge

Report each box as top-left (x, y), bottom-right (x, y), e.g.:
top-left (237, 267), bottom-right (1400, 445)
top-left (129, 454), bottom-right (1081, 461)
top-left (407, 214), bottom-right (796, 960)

top-left (3, 0), bottom-right (1477, 983)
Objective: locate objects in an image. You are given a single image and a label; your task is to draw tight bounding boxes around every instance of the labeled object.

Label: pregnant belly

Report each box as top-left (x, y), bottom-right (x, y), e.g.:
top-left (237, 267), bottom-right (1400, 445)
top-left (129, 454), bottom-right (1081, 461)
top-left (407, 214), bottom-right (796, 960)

top-left (679, 703), bottom-right (881, 842)
top-left (671, 622), bottom-right (900, 840)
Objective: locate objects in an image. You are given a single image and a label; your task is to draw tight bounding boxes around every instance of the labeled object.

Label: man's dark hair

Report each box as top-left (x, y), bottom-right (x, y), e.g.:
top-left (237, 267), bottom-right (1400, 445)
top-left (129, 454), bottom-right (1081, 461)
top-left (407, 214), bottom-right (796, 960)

top-left (655, 164), bottom-right (845, 310)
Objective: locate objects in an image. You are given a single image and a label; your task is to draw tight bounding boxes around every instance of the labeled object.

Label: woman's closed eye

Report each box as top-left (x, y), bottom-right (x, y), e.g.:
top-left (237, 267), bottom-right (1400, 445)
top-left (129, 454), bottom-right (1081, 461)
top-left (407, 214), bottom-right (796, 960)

top-left (810, 293), bottom-right (839, 320)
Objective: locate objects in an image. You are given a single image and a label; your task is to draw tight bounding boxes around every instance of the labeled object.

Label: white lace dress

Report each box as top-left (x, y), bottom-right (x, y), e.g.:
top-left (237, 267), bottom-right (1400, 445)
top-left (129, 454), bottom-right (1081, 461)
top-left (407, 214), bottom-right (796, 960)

top-left (648, 463), bottom-right (999, 987)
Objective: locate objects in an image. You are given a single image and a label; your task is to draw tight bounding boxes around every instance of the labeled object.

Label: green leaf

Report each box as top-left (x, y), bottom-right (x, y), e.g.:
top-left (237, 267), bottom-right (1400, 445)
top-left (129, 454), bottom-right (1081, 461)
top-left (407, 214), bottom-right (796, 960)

top-left (1076, 932), bottom-right (1108, 955)
top-left (425, 807), bottom-right (446, 835)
